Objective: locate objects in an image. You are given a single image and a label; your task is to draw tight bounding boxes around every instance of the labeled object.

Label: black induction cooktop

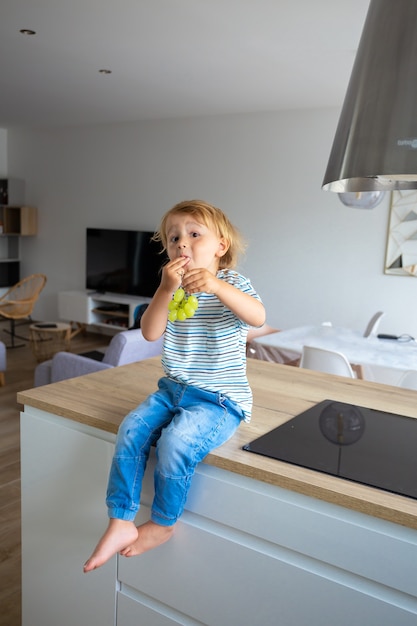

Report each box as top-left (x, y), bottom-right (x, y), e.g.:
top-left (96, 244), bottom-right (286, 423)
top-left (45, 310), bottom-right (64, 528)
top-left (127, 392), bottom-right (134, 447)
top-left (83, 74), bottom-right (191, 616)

top-left (243, 400), bottom-right (417, 500)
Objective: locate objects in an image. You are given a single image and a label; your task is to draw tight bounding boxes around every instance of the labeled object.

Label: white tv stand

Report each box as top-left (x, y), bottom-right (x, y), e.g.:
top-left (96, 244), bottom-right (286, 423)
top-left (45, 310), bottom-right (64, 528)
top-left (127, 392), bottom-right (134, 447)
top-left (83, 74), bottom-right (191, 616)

top-left (58, 290), bottom-right (151, 331)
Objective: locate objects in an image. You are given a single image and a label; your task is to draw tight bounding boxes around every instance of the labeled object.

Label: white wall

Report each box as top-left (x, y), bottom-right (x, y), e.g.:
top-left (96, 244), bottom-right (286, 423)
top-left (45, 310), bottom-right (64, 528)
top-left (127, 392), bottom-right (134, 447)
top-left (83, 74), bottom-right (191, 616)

top-left (5, 108), bottom-right (417, 337)
top-left (0, 129), bottom-right (7, 176)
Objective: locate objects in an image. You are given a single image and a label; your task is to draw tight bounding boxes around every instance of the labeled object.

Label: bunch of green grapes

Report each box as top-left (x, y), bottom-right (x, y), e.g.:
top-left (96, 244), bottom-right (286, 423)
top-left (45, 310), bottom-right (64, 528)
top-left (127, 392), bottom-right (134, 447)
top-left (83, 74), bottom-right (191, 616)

top-left (168, 288), bottom-right (198, 322)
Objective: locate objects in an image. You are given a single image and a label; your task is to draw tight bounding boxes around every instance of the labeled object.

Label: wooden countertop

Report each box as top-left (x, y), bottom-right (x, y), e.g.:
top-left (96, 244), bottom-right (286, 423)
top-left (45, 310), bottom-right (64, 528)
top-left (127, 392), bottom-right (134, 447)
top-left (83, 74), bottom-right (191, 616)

top-left (17, 357), bottom-right (417, 530)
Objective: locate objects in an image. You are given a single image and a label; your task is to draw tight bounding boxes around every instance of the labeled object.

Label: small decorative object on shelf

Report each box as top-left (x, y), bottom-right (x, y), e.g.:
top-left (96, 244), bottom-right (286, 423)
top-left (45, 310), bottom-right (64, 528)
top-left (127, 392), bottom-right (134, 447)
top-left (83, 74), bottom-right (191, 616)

top-left (0, 178), bottom-right (25, 206)
top-left (105, 317), bottom-right (129, 328)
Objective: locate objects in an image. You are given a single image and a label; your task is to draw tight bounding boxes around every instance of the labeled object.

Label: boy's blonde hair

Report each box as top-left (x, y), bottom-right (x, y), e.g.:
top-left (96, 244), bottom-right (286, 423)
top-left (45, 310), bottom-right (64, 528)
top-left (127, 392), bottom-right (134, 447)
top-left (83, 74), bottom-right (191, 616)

top-left (153, 199), bottom-right (246, 269)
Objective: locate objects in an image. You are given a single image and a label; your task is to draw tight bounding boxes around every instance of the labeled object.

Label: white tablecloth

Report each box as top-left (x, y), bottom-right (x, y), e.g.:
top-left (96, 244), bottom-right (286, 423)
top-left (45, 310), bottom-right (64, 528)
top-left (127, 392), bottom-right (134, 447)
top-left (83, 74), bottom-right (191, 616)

top-left (252, 325), bottom-right (417, 372)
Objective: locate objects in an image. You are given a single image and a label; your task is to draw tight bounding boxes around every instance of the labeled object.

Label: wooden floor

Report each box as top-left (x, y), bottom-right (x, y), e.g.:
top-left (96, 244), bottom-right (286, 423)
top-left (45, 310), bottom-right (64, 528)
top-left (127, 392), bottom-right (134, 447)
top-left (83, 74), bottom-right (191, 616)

top-left (0, 322), bottom-right (110, 626)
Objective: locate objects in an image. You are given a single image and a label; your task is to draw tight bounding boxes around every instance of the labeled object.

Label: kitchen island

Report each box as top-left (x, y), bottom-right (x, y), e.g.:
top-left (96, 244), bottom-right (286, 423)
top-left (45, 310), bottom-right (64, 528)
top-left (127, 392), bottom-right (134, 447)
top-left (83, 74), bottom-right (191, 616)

top-left (18, 357), bottom-right (417, 626)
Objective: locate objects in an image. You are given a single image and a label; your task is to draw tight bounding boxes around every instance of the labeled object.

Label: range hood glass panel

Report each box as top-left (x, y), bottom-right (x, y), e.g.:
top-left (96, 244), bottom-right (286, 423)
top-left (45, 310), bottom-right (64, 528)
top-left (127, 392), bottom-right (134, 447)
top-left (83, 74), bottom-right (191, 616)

top-left (323, 0), bottom-right (417, 192)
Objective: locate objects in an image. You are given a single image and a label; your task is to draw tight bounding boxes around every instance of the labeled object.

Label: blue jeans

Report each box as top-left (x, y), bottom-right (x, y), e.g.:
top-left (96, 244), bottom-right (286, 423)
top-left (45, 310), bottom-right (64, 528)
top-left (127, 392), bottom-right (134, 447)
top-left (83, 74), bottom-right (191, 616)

top-left (106, 377), bottom-right (244, 526)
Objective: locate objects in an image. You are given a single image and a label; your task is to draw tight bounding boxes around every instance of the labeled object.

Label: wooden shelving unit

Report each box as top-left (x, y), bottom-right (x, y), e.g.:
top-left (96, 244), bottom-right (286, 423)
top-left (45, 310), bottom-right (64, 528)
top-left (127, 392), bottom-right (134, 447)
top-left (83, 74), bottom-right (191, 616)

top-left (1, 205), bottom-right (37, 235)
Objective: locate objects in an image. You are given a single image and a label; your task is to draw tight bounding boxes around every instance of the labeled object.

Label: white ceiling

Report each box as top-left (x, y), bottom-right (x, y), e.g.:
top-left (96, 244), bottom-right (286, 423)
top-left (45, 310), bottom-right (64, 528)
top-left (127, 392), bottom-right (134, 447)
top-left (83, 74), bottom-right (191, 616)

top-left (0, 0), bottom-right (370, 129)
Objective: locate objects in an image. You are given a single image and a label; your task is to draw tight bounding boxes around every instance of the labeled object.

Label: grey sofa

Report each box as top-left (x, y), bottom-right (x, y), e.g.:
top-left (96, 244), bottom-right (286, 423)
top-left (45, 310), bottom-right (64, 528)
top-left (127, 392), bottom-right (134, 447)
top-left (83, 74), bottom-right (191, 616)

top-left (34, 328), bottom-right (164, 387)
top-left (0, 341), bottom-right (6, 386)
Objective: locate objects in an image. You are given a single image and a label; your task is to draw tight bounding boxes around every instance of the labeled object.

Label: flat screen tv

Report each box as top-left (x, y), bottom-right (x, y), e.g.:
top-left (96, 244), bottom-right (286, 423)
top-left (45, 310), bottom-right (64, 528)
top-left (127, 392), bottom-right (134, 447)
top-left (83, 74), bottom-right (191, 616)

top-left (86, 228), bottom-right (166, 297)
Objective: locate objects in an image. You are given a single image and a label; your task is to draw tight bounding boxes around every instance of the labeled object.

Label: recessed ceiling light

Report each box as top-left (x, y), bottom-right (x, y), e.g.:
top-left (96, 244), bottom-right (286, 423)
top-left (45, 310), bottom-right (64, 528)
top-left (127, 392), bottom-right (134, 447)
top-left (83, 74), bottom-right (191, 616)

top-left (19, 29), bottom-right (36, 35)
top-left (98, 69), bottom-right (112, 75)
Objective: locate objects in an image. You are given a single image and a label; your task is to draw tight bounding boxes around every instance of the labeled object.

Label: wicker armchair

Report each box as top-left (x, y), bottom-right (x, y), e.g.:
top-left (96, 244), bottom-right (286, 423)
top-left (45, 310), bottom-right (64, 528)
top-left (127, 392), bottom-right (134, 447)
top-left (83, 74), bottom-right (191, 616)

top-left (0, 274), bottom-right (47, 347)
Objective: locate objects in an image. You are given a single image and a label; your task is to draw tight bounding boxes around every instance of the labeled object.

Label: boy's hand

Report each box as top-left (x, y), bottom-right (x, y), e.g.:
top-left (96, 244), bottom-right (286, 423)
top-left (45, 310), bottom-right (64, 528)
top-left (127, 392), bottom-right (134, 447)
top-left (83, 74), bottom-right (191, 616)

top-left (182, 268), bottom-right (219, 295)
top-left (183, 268), bottom-right (266, 327)
top-left (161, 257), bottom-right (190, 293)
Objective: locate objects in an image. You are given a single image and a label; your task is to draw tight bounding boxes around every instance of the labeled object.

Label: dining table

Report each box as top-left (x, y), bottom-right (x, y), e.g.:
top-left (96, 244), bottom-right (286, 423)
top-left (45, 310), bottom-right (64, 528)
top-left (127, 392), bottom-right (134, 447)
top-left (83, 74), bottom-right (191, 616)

top-left (250, 324), bottom-right (417, 385)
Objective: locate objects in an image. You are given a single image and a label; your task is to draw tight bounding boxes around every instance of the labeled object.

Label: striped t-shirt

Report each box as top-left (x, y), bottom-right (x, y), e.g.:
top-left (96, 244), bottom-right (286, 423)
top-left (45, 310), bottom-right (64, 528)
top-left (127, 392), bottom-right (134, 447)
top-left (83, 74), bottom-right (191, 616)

top-left (161, 269), bottom-right (262, 422)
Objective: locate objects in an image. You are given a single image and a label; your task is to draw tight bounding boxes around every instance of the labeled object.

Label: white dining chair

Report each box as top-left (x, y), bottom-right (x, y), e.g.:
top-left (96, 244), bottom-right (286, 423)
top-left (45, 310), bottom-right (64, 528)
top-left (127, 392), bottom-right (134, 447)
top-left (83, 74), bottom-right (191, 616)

top-left (363, 311), bottom-right (385, 337)
top-left (299, 345), bottom-right (356, 378)
top-left (397, 370), bottom-right (417, 390)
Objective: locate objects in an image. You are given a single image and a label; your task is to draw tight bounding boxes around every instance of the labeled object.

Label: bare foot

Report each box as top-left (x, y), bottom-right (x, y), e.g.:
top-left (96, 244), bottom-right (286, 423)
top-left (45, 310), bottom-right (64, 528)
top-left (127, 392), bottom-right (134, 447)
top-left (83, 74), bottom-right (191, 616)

top-left (120, 520), bottom-right (174, 557)
top-left (83, 518), bottom-right (138, 572)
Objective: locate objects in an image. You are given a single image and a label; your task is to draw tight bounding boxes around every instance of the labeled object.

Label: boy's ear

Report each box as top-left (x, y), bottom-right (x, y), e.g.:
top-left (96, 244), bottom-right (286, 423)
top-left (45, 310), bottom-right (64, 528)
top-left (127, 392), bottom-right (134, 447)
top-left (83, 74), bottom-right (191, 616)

top-left (216, 237), bottom-right (229, 258)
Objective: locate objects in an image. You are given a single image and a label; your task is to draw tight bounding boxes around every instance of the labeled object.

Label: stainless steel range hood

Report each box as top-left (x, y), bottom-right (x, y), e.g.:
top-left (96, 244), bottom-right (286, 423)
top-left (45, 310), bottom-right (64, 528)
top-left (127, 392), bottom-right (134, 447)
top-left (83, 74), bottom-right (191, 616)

top-left (322, 0), bottom-right (417, 193)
